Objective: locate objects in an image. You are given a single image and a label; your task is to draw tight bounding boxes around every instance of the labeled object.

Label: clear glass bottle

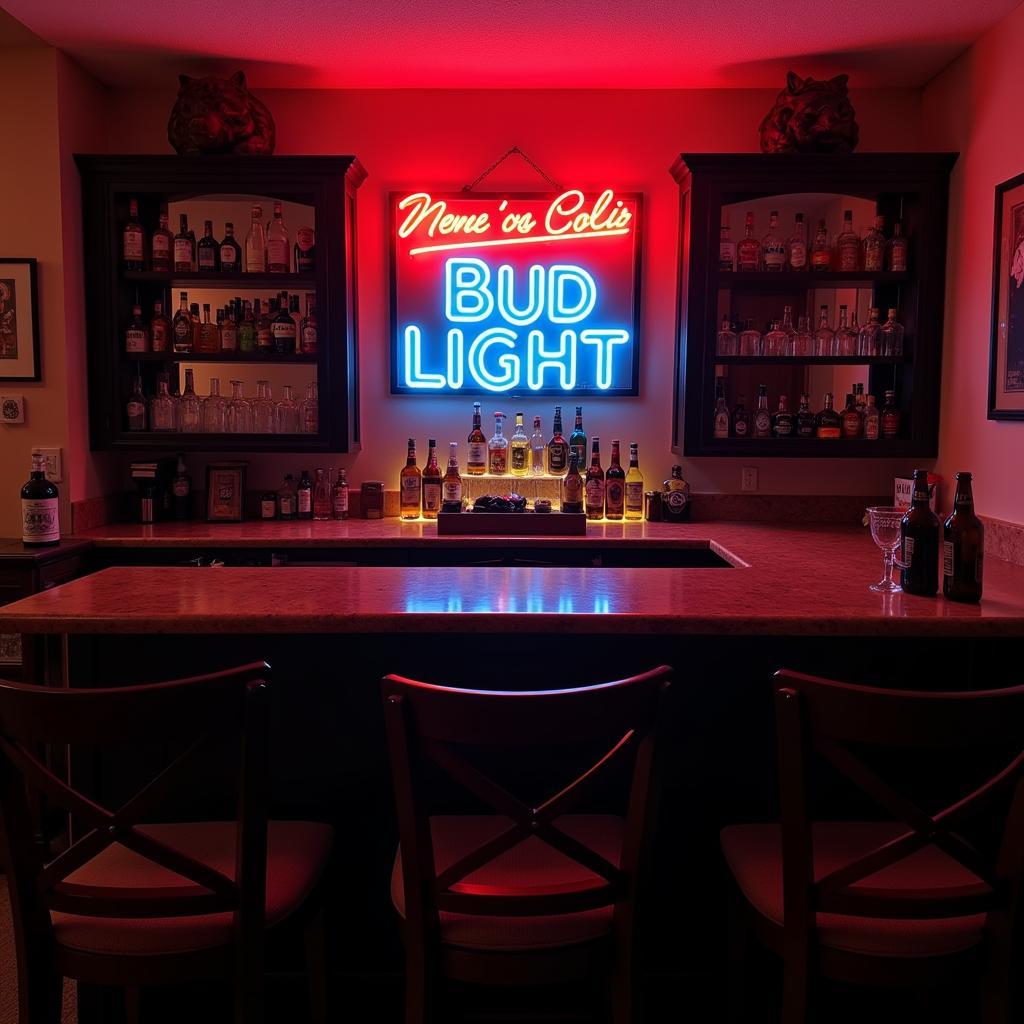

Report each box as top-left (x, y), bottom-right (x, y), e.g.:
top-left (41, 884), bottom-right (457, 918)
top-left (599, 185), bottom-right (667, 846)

top-left (835, 304), bottom-right (858, 356)
top-left (763, 320), bottom-right (788, 357)
top-left (245, 204), bottom-right (266, 274)
top-left (716, 315), bottom-right (738, 356)
top-left (422, 439), bottom-right (442, 519)
top-left (278, 474), bottom-right (297, 520)
top-left (197, 219), bottom-right (219, 272)
top-left (332, 468), bottom-right (349, 520)
top-left (811, 218), bottom-right (832, 271)
top-left (201, 377), bottom-right (227, 432)
top-left (761, 210), bottom-right (785, 271)
top-left (467, 402), bottom-right (487, 475)
top-left (266, 200), bottom-right (290, 273)
top-left (179, 368), bottom-right (201, 432)
top-left (400, 439), bottom-right (421, 520)
top-left (719, 224), bottom-right (736, 272)
top-left (301, 380), bottom-right (319, 434)
top-left (881, 308), bottom-right (904, 357)
top-left (862, 214), bottom-right (886, 272)
top-left (487, 412), bottom-right (508, 475)
top-left (275, 384), bottom-right (299, 434)
top-left (737, 211), bottom-right (760, 271)
top-left (792, 315), bottom-right (813, 357)
top-left (863, 394), bottom-right (880, 439)
top-left (150, 375), bottom-right (176, 432)
top-left (253, 380), bottom-right (275, 433)
top-left (752, 383), bottom-right (772, 438)
top-left (442, 443), bottom-right (462, 508)
top-left (836, 209), bottom-right (860, 271)
top-left (731, 394), bottom-right (750, 438)
top-left (529, 416), bottom-right (546, 475)
top-left (126, 376), bottom-right (147, 431)
top-left (814, 305), bottom-right (835, 356)
top-left (312, 468), bottom-right (332, 521)
top-left (713, 379), bottom-right (730, 438)
top-left (858, 307), bottom-right (882, 357)
top-left (739, 318), bottom-right (762, 357)
top-left (787, 213), bottom-right (807, 270)
top-left (123, 199), bottom-right (145, 270)
top-left (227, 380), bottom-right (252, 433)
top-left (509, 411), bottom-right (529, 477)
top-left (624, 443), bottom-right (644, 520)
top-left (887, 221), bottom-right (908, 272)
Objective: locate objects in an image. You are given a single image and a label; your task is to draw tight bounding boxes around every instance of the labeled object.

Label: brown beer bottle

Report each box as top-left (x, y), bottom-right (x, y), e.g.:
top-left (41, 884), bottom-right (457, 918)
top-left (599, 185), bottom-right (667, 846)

top-left (900, 469), bottom-right (939, 596)
top-left (943, 472), bottom-right (984, 603)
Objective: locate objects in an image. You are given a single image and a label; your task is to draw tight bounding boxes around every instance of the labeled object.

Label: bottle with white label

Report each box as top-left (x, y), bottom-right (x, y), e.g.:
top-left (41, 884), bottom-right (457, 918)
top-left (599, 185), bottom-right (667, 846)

top-left (125, 305), bottom-right (149, 354)
top-left (487, 413), bottom-right (508, 475)
top-left (467, 402), bottom-right (487, 475)
top-left (123, 198), bottom-right (145, 271)
top-left (266, 201), bottom-right (290, 273)
top-left (422, 439), bottom-right (443, 518)
top-left (332, 468), bottom-right (349, 520)
top-left (245, 204), bottom-right (266, 274)
top-left (21, 453), bottom-right (60, 546)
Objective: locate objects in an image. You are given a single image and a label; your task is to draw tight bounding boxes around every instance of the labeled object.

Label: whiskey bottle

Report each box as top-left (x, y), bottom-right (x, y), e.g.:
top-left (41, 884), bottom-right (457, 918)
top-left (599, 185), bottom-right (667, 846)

top-left (719, 224), bottom-right (736, 272)
top-left (178, 368), bottom-right (201, 432)
top-left (787, 213), bottom-right (807, 270)
top-left (125, 305), bottom-right (149, 354)
top-left (400, 439), bottom-right (422, 520)
top-left (267, 201), bottom-right (290, 273)
top-left (731, 395), bottom-right (750, 438)
top-left (442, 443), bottom-right (462, 509)
top-left (197, 303), bottom-right (220, 353)
top-left (900, 469), bottom-right (940, 595)
top-left (863, 395), bottom-right (881, 439)
top-left (943, 471), bottom-right (984, 603)
top-left (841, 393), bottom-right (862, 438)
top-left (289, 294), bottom-right (302, 336)
top-left (21, 453), bottom-right (59, 546)
top-left (219, 305), bottom-right (238, 352)
top-left (220, 222), bottom-right (242, 274)
top-left (795, 393), bottom-right (815, 438)
top-left (172, 454), bottom-right (191, 520)
top-left (422, 439), bottom-right (443, 519)
top-left (313, 469), bottom-right (332, 521)
top-left (836, 209), bottom-right (860, 271)
top-left (717, 316), bottom-right (738, 356)
top-left (761, 210), bottom-right (785, 271)
top-left (197, 220), bottom-right (219, 272)
top-left (189, 303), bottom-right (202, 349)
top-left (295, 225), bottom-right (316, 274)
top-left (529, 416), bottom-right (546, 475)
top-left (771, 395), bottom-right (795, 437)
top-left (278, 474), bottom-right (297, 520)
top-left (624, 443), bottom-right (644, 520)
top-left (126, 376), bottom-right (147, 431)
top-left (814, 305), bottom-right (835, 356)
top-left (881, 390), bottom-right (901, 438)
top-left (300, 295), bottom-right (318, 354)
top-left (862, 214), bottom-right (885, 272)
top-left (713, 379), bottom-right (730, 439)
top-left (605, 440), bottom-right (626, 520)
top-left (663, 465), bottom-right (690, 523)
top-left (245, 204), bottom-right (266, 274)
top-left (887, 221), bottom-right (908, 272)
top-left (150, 209), bottom-right (173, 272)
top-left (584, 438), bottom-right (605, 521)
top-left (256, 299), bottom-right (274, 353)
top-left (174, 214), bottom-right (195, 273)
top-left (487, 413), bottom-right (508, 475)
top-left (171, 291), bottom-right (192, 353)
top-left (151, 300), bottom-right (170, 353)
top-left (332, 468), bottom-right (349, 520)
top-left (239, 300), bottom-right (256, 353)
top-left (752, 384), bottom-right (771, 438)
top-left (467, 402), bottom-right (487, 475)
top-left (562, 452), bottom-right (584, 513)
top-left (810, 218), bottom-right (832, 271)
top-left (297, 470), bottom-right (313, 521)
top-left (814, 393), bottom-right (841, 439)
top-left (881, 308), bottom-right (904, 357)
top-left (737, 211), bottom-right (760, 271)
top-left (509, 412), bottom-right (530, 477)
top-left (547, 406), bottom-right (569, 476)
top-left (123, 198), bottom-right (145, 271)
top-left (272, 298), bottom-right (297, 355)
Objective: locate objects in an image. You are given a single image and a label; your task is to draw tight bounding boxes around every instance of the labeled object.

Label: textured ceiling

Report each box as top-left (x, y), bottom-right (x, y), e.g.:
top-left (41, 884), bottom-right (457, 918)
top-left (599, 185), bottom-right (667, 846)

top-left (2, 0), bottom-right (1018, 88)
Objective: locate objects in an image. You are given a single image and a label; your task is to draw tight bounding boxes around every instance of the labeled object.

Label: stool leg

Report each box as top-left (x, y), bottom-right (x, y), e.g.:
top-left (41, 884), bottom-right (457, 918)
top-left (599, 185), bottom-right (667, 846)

top-left (726, 885), bottom-right (749, 1024)
top-left (18, 958), bottom-right (62, 1024)
top-left (304, 910), bottom-right (329, 1024)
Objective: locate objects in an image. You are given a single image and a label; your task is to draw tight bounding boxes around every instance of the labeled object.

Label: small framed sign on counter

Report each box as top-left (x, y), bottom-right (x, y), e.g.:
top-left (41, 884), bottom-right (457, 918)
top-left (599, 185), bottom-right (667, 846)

top-left (206, 462), bottom-right (247, 522)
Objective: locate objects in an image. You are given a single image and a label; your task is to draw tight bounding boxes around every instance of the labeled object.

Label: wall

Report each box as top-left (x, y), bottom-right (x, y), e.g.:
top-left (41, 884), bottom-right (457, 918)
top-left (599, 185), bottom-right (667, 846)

top-left (924, 6), bottom-right (1024, 526)
top-left (104, 86), bottom-right (925, 497)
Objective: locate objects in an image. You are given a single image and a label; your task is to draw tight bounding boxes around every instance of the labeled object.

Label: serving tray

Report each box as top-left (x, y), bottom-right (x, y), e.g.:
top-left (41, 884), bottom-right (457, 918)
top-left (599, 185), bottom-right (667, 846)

top-left (436, 510), bottom-right (587, 536)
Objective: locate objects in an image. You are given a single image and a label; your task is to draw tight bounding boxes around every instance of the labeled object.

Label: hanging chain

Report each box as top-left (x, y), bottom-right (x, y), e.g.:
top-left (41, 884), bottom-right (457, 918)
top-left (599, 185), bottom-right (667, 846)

top-left (462, 146), bottom-right (563, 193)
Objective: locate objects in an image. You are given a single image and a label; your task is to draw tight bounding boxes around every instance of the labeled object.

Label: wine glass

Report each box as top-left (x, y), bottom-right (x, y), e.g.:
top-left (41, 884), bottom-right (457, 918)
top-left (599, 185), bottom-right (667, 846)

top-left (866, 506), bottom-right (905, 593)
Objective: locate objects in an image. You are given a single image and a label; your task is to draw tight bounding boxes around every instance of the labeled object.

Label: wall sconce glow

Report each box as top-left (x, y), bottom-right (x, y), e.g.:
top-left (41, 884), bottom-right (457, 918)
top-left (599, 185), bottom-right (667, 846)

top-left (391, 189), bottom-right (642, 396)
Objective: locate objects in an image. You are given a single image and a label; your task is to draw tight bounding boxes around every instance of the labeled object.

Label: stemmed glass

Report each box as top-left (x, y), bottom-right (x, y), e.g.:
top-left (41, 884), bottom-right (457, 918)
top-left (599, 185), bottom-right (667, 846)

top-left (866, 506), bottom-right (906, 593)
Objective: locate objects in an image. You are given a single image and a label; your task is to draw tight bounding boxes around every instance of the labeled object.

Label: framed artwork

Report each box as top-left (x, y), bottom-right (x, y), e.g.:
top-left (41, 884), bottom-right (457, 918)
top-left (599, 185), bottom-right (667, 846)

top-left (990, 173), bottom-right (1024, 419)
top-left (0, 259), bottom-right (41, 382)
top-left (205, 462), bottom-right (247, 522)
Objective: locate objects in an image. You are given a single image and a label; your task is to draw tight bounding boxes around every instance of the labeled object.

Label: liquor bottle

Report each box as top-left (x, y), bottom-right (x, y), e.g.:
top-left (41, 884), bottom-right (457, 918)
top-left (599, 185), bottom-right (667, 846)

top-left (289, 294), bottom-right (302, 337)
top-left (150, 376), bottom-right (176, 431)
top-left (901, 469), bottom-right (940, 595)
top-left (547, 406), bottom-right (569, 476)
top-left (300, 381), bottom-right (319, 434)
top-left (488, 412), bottom-right (508, 475)
top-left (400, 439), bottom-right (421, 520)
top-left (252, 380), bottom-right (275, 433)
top-left (260, 491), bottom-right (277, 520)
top-left (151, 209), bottom-right (173, 272)
top-left (197, 220), bottom-right (219, 272)
top-left (125, 304), bottom-right (149, 354)
top-left (841, 393), bottom-right (861, 438)
top-left (761, 210), bottom-right (785, 271)
top-left (509, 412), bottom-right (530, 477)
top-left (123, 198), bottom-right (145, 271)
top-left (814, 392), bottom-right (841, 438)
top-left (201, 378), bottom-right (226, 432)
top-left (226, 380), bottom-right (251, 433)
top-left (126, 376), bottom-right (147, 431)
top-left (197, 303), bottom-right (220, 353)
top-left (272, 298), bottom-right (297, 355)
top-left (422, 439), bottom-right (443, 519)
top-left (795, 393), bottom-right (815, 438)
top-left (605, 440), bottom-right (626, 520)
top-left (275, 384), bottom-right (299, 433)
top-left (862, 214), bottom-right (885, 271)
top-left (312, 469), bottom-right (332, 521)
top-left (529, 416), bottom-right (545, 475)
top-left (787, 212), bottom-right (808, 270)
top-left (174, 214), bottom-right (195, 273)
top-left (220, 222), bottom-right (242, 274)
top-left (887, 221), bottom-right (908, 272)
top-left (943, 472), bottom-right (984, 603)
top-left (763, 320), bottom-right (788, 357)
top-left (792, 315), bottom-right (813, 357)
top-left (810, 218), bottom-right (832, 271)
top-left (881, 390), bottom-right (901, 437)
top-left (752, 384), bottom-right (771, 438)
top-left (172, 454), bottom-right (191, 519)
top-left (189, 303), bottom-right (202, 349)
top-left (836, 209), bottom-right (860, 271)
top-left (881, 308), bottom-right (904, 357)
top-left (219, 305), bottom-right (238, 352)
top-left (719, 224), bottom-right (736, 272)
top-left (863, 395), bottom-right (880, 439)
top-left (332, 468), bottom-right (349, 520)
top-left (442, 443), bottom-right (462, 509)
top-left (584, 438), bottom-right (605, 521)
top-left (151, 300), bottom-right (170, 353)
top-left (737, 211), bottom-right (760, 271)
top-left (713, 379), bottom-right (730, 439)
top-left (278, 474), bottom-right (297, 520)
top-left (21, 453), bottom-right (59, 546)
top-left (239, 300), bottom-right (256, 353)
top-left (625, 444), bottom-right (644, 520)
top-left (267, 201), bottom-right (290, 273)
top-left (858, 307), bottom-right (882, 357)
top-left (562, 452), bottom-right (584, 514)
top-left (835, 304), bottom-right (857, 356)
top-left (179, 368), bottom-right (201, 432)
top-left (717, 315), bottom-right (738, 356)
top-left (739, 319), bottom-right (761, 357)
top-left (296, 470), bottom-right (313, 521)
top-left (245, 204), bottom-right (266, 273)
top-left (814, 305), bottom-right (835, 356)
top-left (568, 406), bottom-right (587, 473)
top-left (300, 295), bottom-right (318, 354)
top-left (467, 402), bottom-right (487, 475)
top-left (295, 225), bottom-right (316, 274)
top-left (256, 299), bottom-right (274, 352)
top-left (781, 305), bottom-right (796, 341)
top-left (771, 395), bottom-right (795, 437)
top-left (854, 382), bottom-right (866, 418)
top-left (731, 395), bottom-right (750, 438)
top-left (663, 466), bottom-right (690, 523)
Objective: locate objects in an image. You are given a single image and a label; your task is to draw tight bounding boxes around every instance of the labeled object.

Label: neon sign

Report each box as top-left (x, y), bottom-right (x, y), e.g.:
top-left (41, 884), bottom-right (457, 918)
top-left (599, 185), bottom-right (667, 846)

top-left (390, 189), bottom-right (642, 396)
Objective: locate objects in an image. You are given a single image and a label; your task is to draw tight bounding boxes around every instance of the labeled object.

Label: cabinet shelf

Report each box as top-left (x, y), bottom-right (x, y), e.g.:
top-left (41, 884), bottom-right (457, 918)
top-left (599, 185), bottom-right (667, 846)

top-left (717, 270), bottom-right (909, 290)
top-left (123, 351), bottom-right (319, 365)
top-left (123, 271), bottom-right (317, 291)
top-left (712, 355), bottom-right (906, 366)
top-left (702, 437), bottom-right (923, 458)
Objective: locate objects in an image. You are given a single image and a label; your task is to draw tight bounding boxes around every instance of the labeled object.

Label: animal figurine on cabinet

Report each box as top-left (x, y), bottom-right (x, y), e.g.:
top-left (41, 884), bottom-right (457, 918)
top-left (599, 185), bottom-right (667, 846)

top-left (167, 71), bottom-right (276, 156)
top-left (759, 72), bottom-right (859, 154)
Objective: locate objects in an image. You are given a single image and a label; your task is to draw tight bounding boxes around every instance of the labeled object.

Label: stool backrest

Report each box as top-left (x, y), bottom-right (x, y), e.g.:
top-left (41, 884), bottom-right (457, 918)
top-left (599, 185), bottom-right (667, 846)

top-left (382, 666), bottom-right (672, 938)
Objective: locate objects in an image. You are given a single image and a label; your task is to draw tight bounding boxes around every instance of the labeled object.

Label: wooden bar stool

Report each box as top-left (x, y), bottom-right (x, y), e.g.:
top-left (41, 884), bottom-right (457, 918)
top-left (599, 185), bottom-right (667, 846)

top-left (0, 662), bottom-right (332, 1024)
top-left (381, 665), bottom-right (673, 1024)
top-left (722, 669), bottom-right (1024, 1024)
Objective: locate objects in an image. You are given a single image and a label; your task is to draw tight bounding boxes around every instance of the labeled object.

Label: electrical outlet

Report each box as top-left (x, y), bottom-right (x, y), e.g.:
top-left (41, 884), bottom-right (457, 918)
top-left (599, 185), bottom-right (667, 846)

top-left (741, 467), bottom-right (758, 492)
top-left (31, 447), bottom-right (62, 483)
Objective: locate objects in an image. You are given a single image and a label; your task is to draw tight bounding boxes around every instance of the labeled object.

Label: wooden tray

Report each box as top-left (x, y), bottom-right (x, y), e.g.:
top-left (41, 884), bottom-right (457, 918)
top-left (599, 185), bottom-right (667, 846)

top-left (436, 510), bottom-right (587, 536)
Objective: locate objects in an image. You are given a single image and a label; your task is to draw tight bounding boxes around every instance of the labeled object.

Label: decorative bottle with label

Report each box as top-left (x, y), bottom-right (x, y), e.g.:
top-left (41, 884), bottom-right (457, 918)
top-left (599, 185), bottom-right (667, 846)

top-left (858, 307), bottom-right (882, 357)
top-left (547, 406), bottom-right (569, 476)
top-left (719, 224), bottom-right (736, 272)
top-left (901, 469), bottom-right (940, 595)
top-left (150, 209), bottom-right (172, 272)
top-left (529, 416), bottom-right (545, 475)
top-left (125, 305), bottom-right (149, 354)
top-left (467, 402), bottom-right (487, 475)
top-left (278, 474), bottom-right (297, 520)
top-left (123, 198), bottom-right (145, 271)
top-left (509, 412), bottom-right (529, 477)
top-left (172, 454), bottom-right (191, 520)
top-left (836, 209), bottom-right (860, 271)
top-left (21, 453), bottom-right (59, 546)
top-left (172, 291), bottom-right (192, 354)
top-left (220, 222), bottom-right (242, 274)
top-left (814, 305), bottom-right (835, 356)
top-left (295, 226), bottom-right (316, 274)
top-left (400, 439), bottom-right (421, 520)
top-left (297, 470), bottom-right (313, 521)
top-left (174, 214), bottom-right (195, 273)
top-left (178, 368), bottom-right (201, 432)
top-left (881, 390), bottom-right (901, 437)
top-left (887, 221), bottom-right (908, 272)
top-left (943, 471), bottom-right (984, 603)
top-left (197, 220), bottom-right (219, 272)
top-left (811, 218), bottom-right (832, 271)
top-left (795, 393), bottom-right (815, 438)
top-left (239, 301), bottom-right (256, 353)
top-left (245, 204), bottom-right (266, 274)
top-left (266, 201), bottom-right (290, 273)
top-left (151, 300), bottom-right (170, 353)
top-left (422, 439), bottom-right (443, 519)
top-left (301, 294), bottom-right (318, 354)
top-left (272, 297), bottom-right (297, 355)
top-left (584, 438), bottom-right (605, 521)
top-left (487, 413), bottom-right (508, 475)
top-left (862, 214), bottom-right (886, 271)
top-left (625, 444), bottom-right (644, 520)
top-left (771, 395), bottom-right (795, 437)
top-left (841, 393), bottom-right (862, 438)
top-left (219, 304), bottom-right (237, 352)
top-left (731, 395), bottom-right (750, 439)
top-left (863, 395), bottom-right (881, 439)
top-left (313, 468), bottom-right (332, 521)
top-left (256, 299), bottom-right (274, 353)
top-left (713, 379), bottom-right (730, 439)
top-left (761, 210), bottom-right (785, 271)
top-left (881, 308), bottom-right (904, 357)
top-left (814, 393), bottom-right (841, 439)
top-left (787, 213), bottom-right (807, 270)
top-left (442, 443), bottom-right (462, 510)
top-left (562, 452), bottom-right (584, 514)
top-left (126, 376), bottom-right (147, 431)
top-left (737, 211), bottom-right (760, 271)
top-left (752, 384), bottom-right (772, 438)
top-left (332, 468), bottom-right (349, 520)
top-left (150, 376), bottom-right (176, 432)
top-left (605, 440), bottom-right (626, 520)
top-left (663, 466), bottom-right (690, 523)
top-left (568, 406), bottom-right (587, 472)
top-left (197, 303), bottom-right (220, 353)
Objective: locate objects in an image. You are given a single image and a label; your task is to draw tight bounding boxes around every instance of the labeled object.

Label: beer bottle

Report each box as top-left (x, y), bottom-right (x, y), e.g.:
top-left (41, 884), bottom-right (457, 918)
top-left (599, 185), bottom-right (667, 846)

top-left (562, 452), bottom-right (584, 514)
top-left (900, 469), bottom-right (939, 596)
top-left (943, 472), bottom-right (984, 603)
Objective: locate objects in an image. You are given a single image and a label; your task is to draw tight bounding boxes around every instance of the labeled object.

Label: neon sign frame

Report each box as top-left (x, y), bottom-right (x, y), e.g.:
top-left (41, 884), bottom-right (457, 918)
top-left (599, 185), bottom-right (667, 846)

top-left (389, 190), bottom-right (643, 397)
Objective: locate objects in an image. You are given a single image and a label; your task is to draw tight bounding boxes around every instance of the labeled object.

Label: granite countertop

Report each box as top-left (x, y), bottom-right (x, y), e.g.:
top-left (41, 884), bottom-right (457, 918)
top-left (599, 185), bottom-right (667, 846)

top-left (2, 523), bottom-right (1022, 637)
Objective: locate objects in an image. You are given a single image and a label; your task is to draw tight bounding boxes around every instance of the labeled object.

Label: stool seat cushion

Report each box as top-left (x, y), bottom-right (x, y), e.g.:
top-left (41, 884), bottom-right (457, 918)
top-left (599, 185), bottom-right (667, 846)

top-left (52, 820), bottom-right (333, 957)
top-left (721, 821), bottom-right (988, 958)
top-left (391, 814), bottom-right (623, 952)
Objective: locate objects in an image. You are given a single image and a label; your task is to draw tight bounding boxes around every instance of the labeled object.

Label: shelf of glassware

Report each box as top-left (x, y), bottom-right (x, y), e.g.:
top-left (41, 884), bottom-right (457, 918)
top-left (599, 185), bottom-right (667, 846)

top-left (123, 351), bottom-right (319, 364)
top-left (712, 355), bottom-right (906, 366)
top-left (715, 270), bottom-right (910, 290)
top-left (123, 271), bottom-right (317, 291)
top-left (108, 431), bottom-right (325, 453)
top-left (700, 437), bottom-right (923, 458)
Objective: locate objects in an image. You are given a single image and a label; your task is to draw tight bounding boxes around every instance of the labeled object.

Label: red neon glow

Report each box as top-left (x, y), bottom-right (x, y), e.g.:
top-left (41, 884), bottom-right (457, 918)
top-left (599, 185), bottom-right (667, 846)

top-left (408, 228), bottom-right (631, 257)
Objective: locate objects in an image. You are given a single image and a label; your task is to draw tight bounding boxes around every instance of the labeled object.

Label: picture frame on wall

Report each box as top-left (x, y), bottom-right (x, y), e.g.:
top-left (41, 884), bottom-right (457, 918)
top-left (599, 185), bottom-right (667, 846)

top-left (0, 259), bottom-right (41, 382)
top-left (990, 173), bottom-right (1024, 419)
top-left (205, 462), bottom-right (247, 522)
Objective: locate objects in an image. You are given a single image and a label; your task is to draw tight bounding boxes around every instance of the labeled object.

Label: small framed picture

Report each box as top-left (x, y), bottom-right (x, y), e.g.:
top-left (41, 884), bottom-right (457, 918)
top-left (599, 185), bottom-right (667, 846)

top-left (989, 172), bottom-right (1024, 419)
top-left (206, 462), bottom-right (247, 522)
top-left (0, 259), bottom-right (41, 382)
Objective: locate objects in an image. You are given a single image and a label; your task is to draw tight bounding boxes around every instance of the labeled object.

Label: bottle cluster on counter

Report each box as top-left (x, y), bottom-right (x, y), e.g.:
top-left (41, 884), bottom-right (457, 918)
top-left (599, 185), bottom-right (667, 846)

top-left (270, 468), bottom-right (349, 521)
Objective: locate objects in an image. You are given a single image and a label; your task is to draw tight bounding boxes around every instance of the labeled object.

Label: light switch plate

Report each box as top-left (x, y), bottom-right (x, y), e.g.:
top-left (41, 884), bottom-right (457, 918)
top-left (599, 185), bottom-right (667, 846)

top-left (31, 446), bottom-right (62, 483)
top-left (741, 467), bottom-right (758, 492)
top-left (0, 394), bottom-right (25, 424)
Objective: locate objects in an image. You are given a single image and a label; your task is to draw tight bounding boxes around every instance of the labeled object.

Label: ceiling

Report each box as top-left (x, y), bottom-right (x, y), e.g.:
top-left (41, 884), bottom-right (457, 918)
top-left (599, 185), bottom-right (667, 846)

top-left (2, 0), bottom-right (1019, 88)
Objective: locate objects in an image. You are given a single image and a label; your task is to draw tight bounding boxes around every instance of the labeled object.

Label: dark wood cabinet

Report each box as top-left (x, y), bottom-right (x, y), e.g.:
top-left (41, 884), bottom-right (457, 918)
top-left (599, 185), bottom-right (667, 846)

top-left (76, 155), bottom-right (366, 453)
top-left (670, 152), bottom-right (956, 457)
